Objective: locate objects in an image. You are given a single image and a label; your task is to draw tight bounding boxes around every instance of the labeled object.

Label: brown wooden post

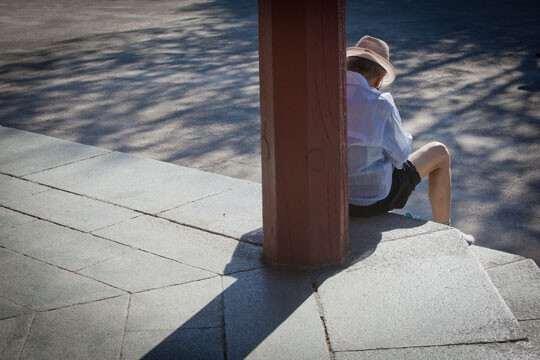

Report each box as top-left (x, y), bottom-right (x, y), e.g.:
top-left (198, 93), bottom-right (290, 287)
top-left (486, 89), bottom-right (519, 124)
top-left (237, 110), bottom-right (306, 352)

top-left (258, 0), bottom-right (348, 268)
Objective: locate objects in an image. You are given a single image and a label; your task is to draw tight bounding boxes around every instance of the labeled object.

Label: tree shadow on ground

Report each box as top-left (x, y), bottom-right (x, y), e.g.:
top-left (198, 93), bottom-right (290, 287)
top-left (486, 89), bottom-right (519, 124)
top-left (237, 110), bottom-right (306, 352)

top-left (0, 1), bottom-right (538, 258)
top-left (0, 0), bottom-right (261, 177)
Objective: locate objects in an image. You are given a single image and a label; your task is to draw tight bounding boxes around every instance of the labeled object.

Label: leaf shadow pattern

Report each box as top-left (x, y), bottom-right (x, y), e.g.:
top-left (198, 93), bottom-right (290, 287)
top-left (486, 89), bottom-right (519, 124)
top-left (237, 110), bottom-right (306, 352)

top-left (0, 0), bottom-right (262, 179)
top-left (1, 0), bottom-right (538, 261)
top-left (346, 0), bottom-right (540, 264)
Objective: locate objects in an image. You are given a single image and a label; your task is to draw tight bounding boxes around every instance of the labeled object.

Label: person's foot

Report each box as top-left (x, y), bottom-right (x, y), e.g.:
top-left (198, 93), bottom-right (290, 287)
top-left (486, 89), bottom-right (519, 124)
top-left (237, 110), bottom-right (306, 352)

top-left (458, 230), bottom-right (475, 245)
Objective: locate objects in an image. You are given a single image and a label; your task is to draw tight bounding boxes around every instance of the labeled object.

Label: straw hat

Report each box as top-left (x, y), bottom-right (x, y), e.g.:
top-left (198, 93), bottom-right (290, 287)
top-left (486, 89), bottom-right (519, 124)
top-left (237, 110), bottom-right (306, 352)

top-left (346, 35), bottom-right (396, 86)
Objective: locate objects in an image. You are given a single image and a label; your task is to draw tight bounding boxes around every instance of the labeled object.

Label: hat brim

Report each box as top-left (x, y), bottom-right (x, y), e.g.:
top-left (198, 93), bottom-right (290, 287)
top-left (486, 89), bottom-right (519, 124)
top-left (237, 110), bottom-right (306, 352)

top-left (346, 47), bottom-right (396, 86)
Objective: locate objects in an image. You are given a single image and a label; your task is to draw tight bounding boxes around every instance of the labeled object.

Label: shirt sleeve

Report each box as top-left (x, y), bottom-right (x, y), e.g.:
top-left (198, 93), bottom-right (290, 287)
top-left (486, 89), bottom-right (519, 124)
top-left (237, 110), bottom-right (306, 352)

top-left (379, 94), bottom-right (412, 169)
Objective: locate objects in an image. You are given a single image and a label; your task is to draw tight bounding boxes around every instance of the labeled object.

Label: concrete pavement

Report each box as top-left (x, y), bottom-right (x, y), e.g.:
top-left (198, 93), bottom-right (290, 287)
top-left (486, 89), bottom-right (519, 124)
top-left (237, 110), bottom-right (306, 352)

top-left (1, 126), bottom-right (539, 359)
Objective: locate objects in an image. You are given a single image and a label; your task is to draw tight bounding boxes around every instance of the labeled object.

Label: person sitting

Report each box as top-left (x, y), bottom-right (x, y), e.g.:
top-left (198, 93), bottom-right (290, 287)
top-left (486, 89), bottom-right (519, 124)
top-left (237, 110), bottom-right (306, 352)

top-left (346, 35), bottom-right (474, 245)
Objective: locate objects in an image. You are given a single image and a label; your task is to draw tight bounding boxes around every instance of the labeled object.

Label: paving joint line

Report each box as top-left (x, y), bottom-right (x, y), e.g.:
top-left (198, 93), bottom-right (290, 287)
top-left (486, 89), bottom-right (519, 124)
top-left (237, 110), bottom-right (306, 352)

top-left (72, 248), bottom-right (135, 273)
top-left (128, 274), bottom-right (221, 296)
top-left (17, 151), bottom-right (113, 178)
top-left (118, 294), bottom-right (132, 360)
top-left (90, 231), bottom-right (224, 276)
top-left (518, 318), bottom-right (540, 322)
top-left (0, 292), bottom-right (33, 313)
top-left (2, 171), bottom-right (262, 246)
top-left (155, 183), bottom-right (244, 215)
top-left (1, 246), bottom-right (130, 294)
top-left (0, 204), bottom-right (129, 236)
top-left (223, 265), bottom-right (266, 277)
top-left (0, 313), bottom-right (34, 323)
top-left (221, 275), bottom-right (229, 360)
top-left (311, 282), bottom-right (335, 360)
top-left (90, 214), bottom-right (141, 234)
top-left (486, 258), bottom-right (537, 271)
top-left (153, 213), bottom-right (263, 247)
top-left (482, 257), bottom-right (530, 270)
top-left (1, 203), bottom-right (259, 276)
top-left (332, 338), bottom-right (532, 354)
top-left (381, 228), bottom-right (457, 243)
top-left (125, 325), bottom-right (224, 333)
top-left (35, 294), bottom-right (127, 314)
top-left (17, 312), bottom-right (35, 360)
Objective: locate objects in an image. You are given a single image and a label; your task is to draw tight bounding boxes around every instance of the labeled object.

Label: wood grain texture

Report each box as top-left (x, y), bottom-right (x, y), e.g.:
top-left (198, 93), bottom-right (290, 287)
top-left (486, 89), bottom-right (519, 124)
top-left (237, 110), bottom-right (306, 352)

top-left (258, 0), bottom-right (348, 267)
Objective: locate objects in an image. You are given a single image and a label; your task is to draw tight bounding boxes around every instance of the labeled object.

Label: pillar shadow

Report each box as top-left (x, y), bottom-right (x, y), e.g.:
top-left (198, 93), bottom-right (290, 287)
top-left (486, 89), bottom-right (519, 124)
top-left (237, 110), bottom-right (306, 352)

top-left (140, 213), bottom-right (429, 359)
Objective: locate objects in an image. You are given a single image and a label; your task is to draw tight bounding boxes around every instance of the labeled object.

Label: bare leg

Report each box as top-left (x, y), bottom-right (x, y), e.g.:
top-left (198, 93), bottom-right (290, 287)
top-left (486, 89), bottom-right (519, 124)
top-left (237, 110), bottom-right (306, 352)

top-left (409, 142), bottom-right (451, 223)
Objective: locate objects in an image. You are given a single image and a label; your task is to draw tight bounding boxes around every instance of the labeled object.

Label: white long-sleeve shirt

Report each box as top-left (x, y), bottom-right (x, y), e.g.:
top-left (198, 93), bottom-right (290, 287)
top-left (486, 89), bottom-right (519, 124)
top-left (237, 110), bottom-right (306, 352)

top-left (347, 71), bottom-right (412, 206)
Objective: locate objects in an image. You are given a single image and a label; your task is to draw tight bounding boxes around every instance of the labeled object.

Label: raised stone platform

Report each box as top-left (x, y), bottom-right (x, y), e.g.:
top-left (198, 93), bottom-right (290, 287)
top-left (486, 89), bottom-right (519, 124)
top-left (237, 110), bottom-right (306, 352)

top-left (1, 127), bottom-right (539, 359)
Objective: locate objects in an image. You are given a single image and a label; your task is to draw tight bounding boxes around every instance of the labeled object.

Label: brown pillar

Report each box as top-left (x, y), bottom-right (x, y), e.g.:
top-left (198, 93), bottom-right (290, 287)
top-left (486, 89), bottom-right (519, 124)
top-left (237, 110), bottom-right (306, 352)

top-left (258, 0), bottom-right (348, 268)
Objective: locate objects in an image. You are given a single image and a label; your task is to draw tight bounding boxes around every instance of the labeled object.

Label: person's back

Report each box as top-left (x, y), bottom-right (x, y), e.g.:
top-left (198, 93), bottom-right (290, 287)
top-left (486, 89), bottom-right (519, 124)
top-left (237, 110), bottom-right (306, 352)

top-left (346, 35), bottom-right (475, 244)
top-left (347, 70), bottom-right (411, 206)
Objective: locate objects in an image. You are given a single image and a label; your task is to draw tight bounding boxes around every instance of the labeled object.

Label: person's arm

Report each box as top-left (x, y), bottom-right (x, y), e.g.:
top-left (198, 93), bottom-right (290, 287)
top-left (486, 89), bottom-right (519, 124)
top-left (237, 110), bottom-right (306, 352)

top-left (380, 93), bottom-right (412, 169)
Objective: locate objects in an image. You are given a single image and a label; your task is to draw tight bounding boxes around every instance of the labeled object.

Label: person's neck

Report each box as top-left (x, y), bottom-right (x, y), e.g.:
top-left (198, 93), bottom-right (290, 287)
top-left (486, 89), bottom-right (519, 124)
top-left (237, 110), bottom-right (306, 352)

top-left (353, 71), bottom-right (378, 88)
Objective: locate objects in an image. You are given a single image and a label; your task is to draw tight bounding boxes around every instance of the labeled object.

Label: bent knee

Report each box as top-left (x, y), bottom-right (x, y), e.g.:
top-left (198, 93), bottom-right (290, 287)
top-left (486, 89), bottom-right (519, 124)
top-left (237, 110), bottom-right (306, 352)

top-left (427, 141), bottom-right (450, 166)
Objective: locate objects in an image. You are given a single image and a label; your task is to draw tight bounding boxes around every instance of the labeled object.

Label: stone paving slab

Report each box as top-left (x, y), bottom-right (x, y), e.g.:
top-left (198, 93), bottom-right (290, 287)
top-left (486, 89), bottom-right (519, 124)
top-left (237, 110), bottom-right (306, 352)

top-left (0, 220), bottom-right (130, 271)
top-left (0, 248), bottom-right (125, 311)
top-left (0, 315), bottom-right (32, 360)
top-left (20, 296), bottom-right (128, 360)
top-left (25, 151), bottom-right (245, 214)
top-left (4, 188), bottom-right (138, 233)
top-left (0, 174), bottom-right (49, 204)
top-left (520, 320), bottom-right (540, 356)
top-left (349, 212), bottom-right (448, 243)
top-left (126, 276), bottom-right (223, 331)
top-left (317, 230), bottom-right (524, 352)
top-left (0, 127), bottom-right (109, 177)
top-left (160, 182), bottom-right (263, 243)
top-left (487, 259), bottom-right (540, 320)
top-left (334, 341), bottom-right (539, 360)
top-left (95, 215), bottom-right (263, 275)
top-left (223, 268), bottom-right (329, 360)
top-left (470, 245), bottom-right (526, 270)
top-left (122, 328), bottom-right (224, 360)
top-left (78, 249), bottom-right (215, 293)
top-left (0, 207), bottom-right (35, 231)
top-left (0, 298), bottom-right (31, 321)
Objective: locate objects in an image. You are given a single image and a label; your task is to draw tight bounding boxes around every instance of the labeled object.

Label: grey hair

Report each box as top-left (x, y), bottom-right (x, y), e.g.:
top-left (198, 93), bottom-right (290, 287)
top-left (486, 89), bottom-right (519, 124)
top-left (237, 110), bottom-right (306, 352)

top-left (347, 56), bottom-right (386, 79)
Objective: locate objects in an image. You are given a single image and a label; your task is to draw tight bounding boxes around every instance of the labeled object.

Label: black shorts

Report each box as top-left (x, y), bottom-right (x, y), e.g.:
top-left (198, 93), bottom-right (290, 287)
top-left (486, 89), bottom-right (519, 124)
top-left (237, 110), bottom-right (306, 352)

top-left (349, 160), bottom-right (421, 217)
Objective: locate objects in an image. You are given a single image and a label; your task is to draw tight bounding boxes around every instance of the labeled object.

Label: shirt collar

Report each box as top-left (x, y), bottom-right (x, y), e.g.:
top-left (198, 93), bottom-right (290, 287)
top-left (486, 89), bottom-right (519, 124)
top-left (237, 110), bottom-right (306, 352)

top-left (347, 71), bottom-right (370, 88)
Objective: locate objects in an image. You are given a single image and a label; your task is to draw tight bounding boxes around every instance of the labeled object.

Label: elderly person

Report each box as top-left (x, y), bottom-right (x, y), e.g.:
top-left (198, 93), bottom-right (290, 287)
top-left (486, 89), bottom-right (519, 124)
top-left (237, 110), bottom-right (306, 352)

top-left (346, 35), bottom-right (474, 244)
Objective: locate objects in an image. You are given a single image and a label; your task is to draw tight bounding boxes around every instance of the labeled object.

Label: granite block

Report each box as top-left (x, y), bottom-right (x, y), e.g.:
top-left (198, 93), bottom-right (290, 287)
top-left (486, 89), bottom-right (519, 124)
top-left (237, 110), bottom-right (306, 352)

top-left (0, 207), bottom-right (35, 231)
top-left (0, 248), bottom-right (124, 311)
top-left (348, 212), bottom-right (448, 251)
top-left (519, 320), bottom-right (540, 357)
top-left (122, 328), bottom-right (224, 360)
top-left (94, 215), bottom-right (263, 275)
top-left (317, 230), bottom-right (524, 351)
top-left (487, 259), bottom-right (540, 320)
top-left (0, 174), bottom-right (48, 204)
top-left (223, 268), bottom-right (329, 360)
top-left (0, 298), bottom-right (31, 321)
top-left (127, 276), bottom-right (223, 331)
top-left (78, 249), bottom-right (215, 293)
top-left (470, 245), bottom-right (526, 269)
top-left (0, 127), bottom-right (109, 176)
top-left (6, 188), bottom-right (137, 232)
top-left (160, 182), bottom-right (263, 243)
top-left (20, 296), bottom-right (128, 360)
top-left (0, 220), bottom-right (130, 271)
top-left (334, 341), bottom-right (538, 360)
top-left (26, 151), bottom-right (245, 214)
top-left (0, 315), bottom-right (33, 360)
